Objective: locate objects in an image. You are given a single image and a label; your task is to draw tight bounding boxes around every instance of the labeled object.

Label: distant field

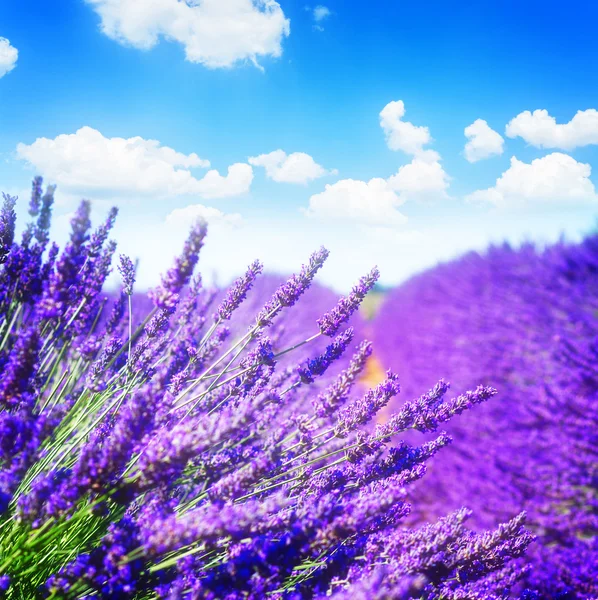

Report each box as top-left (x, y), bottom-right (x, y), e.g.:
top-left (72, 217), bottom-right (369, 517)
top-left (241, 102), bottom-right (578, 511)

top-left (359, 288), bottom-right (387, 320)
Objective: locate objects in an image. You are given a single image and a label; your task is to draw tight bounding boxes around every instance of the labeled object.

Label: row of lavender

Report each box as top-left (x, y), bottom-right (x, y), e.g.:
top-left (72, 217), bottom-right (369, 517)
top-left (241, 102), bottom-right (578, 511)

top-left (0, 178), bottom-right (536, 599)
top-left (373, 239), bottom-right (598, 598)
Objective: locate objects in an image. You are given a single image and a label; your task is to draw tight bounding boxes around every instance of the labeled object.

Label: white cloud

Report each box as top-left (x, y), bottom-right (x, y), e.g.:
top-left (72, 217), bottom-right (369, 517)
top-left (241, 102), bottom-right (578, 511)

top-left (85, 0), bottom-right (290, 69)
top-left (248, 149), bottom-right (336, 184)
top-left (379, 100), bottom-right (435, 157)
top-left (464, 119), bottom-right (504, 163)
top-left (302, 151), bottom-right (449, 227)
top-left (303, 178), bottom-right (408, 227)
top-left (466, 152), bottom-right (598, 208)
top-left (505, 108), bottom-right (598, 150)
top-left (0, 37), bottom-right (18, 78)
top-left (166, 204), bottom-right (243, 227)
top-left (387, 157), bottom-right (450, 200)
top-left (16, 126), bottom-right (253, 200)
top-left (305, 5), bottom-right (331, 31)
top-left (193, 163), bottom-right (254, 199)
top-left (378, 101), bottom-right (450, 199)
top-left (312, 6), bottom-right (331, 22)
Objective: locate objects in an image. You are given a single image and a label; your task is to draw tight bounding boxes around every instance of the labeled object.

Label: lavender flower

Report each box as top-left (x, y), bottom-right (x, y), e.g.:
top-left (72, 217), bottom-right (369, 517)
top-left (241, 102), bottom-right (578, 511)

top-left (0, 194), bottom-right (16, 263)
top-left (38, 199), bottom-right (92, 320)
top-left (255, 246), bottom-right (330, 326)
top-left (34, 182), bottom-right (55, 246)
top-left (0, 326), bottom-right (39, 409)
top-left (215, 259), bottom-right (263, 321)
top-left (313, 340), bottom-right (373, 418)
top-left (118, 254), bottom-right (136, 296)
top-left (298, 327), bottom-right (354, 384)
top-left (318, 267), bottom-right (380, 336)
top-left (334, 371), bottom-right (401, 437)
top-left (151, 219), bottom-right (207, 310)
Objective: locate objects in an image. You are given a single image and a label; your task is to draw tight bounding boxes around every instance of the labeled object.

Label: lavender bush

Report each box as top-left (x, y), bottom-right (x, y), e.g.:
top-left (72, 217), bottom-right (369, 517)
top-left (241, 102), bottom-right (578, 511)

top-left (373, 241), bottom-right (598, 598)
top-left (0, 178), bottom-right (534, 599)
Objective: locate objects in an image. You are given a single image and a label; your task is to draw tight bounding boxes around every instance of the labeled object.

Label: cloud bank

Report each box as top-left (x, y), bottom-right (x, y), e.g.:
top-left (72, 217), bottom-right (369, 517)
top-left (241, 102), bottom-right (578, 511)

top-left (466, 153), bottom-right (598, 208)
top-left (249, 150), bottom-right (337, 184)
top-left (506, 108), bottom-right (598, 150)
top-left (85, 0), bottom-right (290, 69)
top-left (17, 126), bottom-right (252, 200)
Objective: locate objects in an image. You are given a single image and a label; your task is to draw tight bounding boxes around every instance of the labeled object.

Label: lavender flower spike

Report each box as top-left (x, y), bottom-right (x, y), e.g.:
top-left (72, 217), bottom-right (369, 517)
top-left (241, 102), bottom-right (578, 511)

top-left (151, 219), bottom-right (207, 310)
top-left (0, 193), bottom-right (17, 263)
top-left (0, 326), bottom-right (39, 409)
top-left (34, 183), bottom-right (55, 246)
top-left (29, 176), bottom-right (43, 217)
top-left (254, 246), bottom-right (330, 327)
top-left (118, 254), bottom-right (136, 296)
top-left (275, 246), bottom-right (330, 308)
top-left (334, 370), bottom-right (401, 437)
top-left (313, 340), bottom-right (373, 417)
top-left (215, 259), bottom-right (263, 321)
top-left (318, 266), bottom-right (380, 336)
top-left (298, 327), bottom-right (355, 384)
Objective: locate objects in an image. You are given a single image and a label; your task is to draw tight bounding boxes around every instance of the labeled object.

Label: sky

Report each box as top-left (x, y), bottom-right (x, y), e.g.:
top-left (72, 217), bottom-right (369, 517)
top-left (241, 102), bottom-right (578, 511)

top-left (1, 0), bottom-right (597, 291)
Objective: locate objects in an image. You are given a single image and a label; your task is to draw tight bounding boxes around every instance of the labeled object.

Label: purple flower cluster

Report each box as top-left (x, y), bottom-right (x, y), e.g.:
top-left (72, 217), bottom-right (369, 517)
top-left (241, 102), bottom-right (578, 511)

top-left (373, 239), bottom-right (598, 598)
top-left (0, 179), bottom-right (535, 599)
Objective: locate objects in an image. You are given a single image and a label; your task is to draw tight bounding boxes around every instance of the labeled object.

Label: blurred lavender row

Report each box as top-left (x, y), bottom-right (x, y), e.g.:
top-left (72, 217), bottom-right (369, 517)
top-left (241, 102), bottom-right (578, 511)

top-left (373, 239), bottom-right (598, 598)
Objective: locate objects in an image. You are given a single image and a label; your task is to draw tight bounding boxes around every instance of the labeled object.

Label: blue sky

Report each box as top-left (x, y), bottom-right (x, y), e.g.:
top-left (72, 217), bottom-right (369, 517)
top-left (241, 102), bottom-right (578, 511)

top-left (1, 0), bottom-right (597, 290)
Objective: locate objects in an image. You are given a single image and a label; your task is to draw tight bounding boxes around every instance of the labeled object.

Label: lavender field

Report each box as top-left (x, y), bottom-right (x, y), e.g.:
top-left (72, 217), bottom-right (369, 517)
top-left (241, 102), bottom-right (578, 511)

top-left (0, 178), bottom-right (595, 599)
top-left (371, 239), bottom-right (598, 598)
top-left (1, 1), bottom-right (597, 598)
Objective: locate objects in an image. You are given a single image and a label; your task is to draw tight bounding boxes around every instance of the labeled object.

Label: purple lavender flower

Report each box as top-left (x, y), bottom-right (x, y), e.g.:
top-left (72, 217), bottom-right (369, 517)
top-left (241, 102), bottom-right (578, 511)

top-left (215, 259), bottom-right (263, 321)
top-left (334, 370), bottom-right (401, 437)
top-left (141, 494), bottom-right (291, 555)
top-left (34, 182), bottom-right (55, 246)
top-left (118, 254), bottom-right (136, 296)
top-left (298, 327), bottom-right (354, 384)
top-left (38, 199), bottom-right (92, 320)
top-left (29, 176), bottom-right (43, 216)
top-left (313, 340), bottom-right (373, 418)
top-left (318, 267), bottom-right (379, 337)
top-left (151, 219), bottom-right (207, 310)
top-left (0, 194), bottom-right (16, 263)
top-left (0, 326), bottom-right (39, 409)
top-left (255, 246), bottom-right (330, 326)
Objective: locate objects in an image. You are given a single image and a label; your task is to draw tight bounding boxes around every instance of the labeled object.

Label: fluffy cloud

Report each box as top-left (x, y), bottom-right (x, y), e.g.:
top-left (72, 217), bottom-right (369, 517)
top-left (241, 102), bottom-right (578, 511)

top-left (464, 119), bottom-right (504, 163)
top-left (192, 164), bottom-right (254, 199)
top-left (248, 150), bottom-right (336, 184)
top-left (466, 152), bottom-right (598, 208)
top-left (387, 157), bottom-right (450, 200)
top-left (379, 100), bottom-right (435, 157)
top-left (312, 6), bottom-right (331, 22)
top-left (84, 0), bottom-right (290, 69)
top-left (378, 101), bottom-right (451, 200)
top-left (16, 126), bottom-right (253, 200)
top-left (308, 5), bottom-right (331, 30)
top-left (303, 156), bottom-right (449, 227)
top-left (166, 204), bottom-right (242, 228)
top-left (303, 178), bottom-right (408, 227)
top-left (505, 108), bottom-right (598, 150)
top-left (0, 37), bottom-right (18, 78)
